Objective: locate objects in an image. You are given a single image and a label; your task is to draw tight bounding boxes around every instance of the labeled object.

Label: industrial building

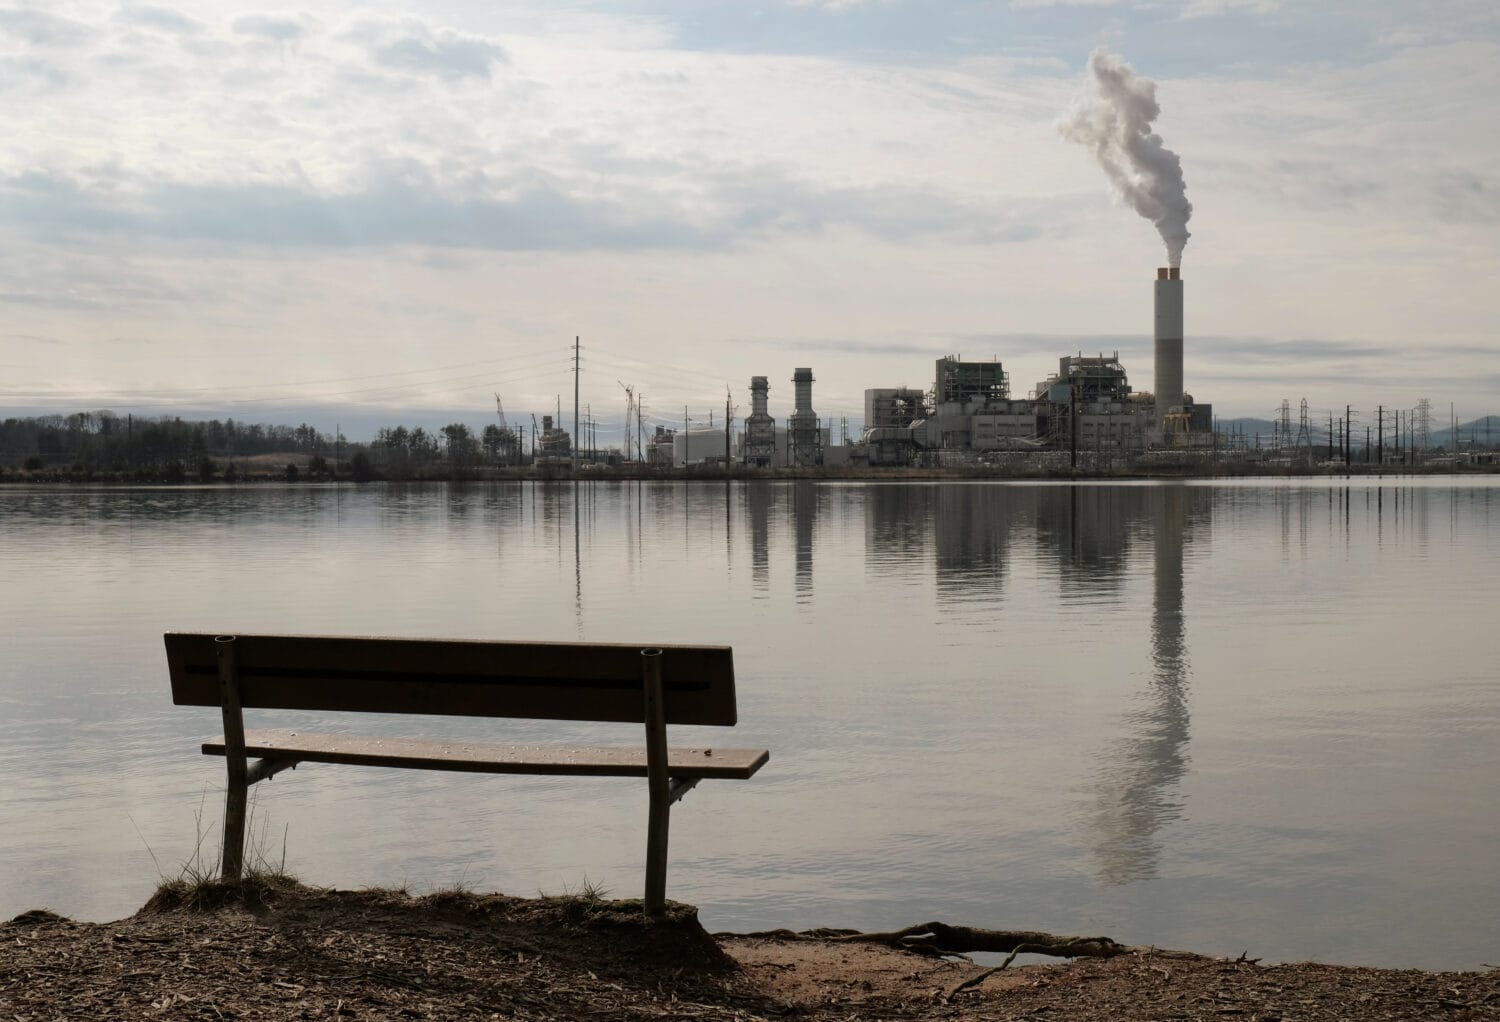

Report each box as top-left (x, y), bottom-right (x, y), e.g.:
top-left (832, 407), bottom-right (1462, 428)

top-left (845, 266), bottom-right (1211, 465)
top-left (633, 264), bottom-right (1216, 471)
top-left (536, 414), bottom-right (572, 462)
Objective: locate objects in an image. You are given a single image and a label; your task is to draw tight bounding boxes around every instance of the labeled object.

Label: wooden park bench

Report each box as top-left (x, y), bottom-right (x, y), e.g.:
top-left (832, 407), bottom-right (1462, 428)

top-left (164, 633), bottom-right (769, 914)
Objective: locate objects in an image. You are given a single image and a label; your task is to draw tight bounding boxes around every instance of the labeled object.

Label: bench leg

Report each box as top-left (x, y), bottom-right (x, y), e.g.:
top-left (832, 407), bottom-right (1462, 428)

top-left (216, 636), bottom-right (248, 881)
top-left (645, 780), bottom-right (671, 914)
top-left (641, 649), bottom-right (670, 915)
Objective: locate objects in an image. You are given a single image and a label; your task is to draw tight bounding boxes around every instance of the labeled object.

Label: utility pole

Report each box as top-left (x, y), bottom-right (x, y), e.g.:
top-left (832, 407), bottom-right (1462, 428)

top-left (1070, 381), bottom-right (1079, 471)
top-left (638, 394), bottom-right (644, 465)
top-left (1377, 406), bottom-right (1384, 465)
top-left (572, 336), bottom-right (580, 475)
top-left (1350, 405), bottom-right (1362, 471)
top-left (725, 388), bottom-right (732, 470)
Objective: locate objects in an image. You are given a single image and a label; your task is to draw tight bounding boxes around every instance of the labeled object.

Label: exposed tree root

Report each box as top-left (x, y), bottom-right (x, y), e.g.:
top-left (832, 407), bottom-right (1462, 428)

top-left (720, 921), bottom-right (1135, 1000)
top-left (721, 921), bottom-right (1130, 961)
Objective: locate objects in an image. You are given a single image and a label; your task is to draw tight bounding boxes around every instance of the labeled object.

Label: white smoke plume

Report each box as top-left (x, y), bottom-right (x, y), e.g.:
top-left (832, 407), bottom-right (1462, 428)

top-left (1062, 48), bottom-right (1193, 267)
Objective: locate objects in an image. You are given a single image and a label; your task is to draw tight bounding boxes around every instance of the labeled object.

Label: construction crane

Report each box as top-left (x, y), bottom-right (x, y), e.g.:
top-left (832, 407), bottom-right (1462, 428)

top-left (492, 393), bottom-right (519, 465)
top-left (725, 384), bottom-right (738, 466)
top-left (617, 380), bottom-right (635, 460)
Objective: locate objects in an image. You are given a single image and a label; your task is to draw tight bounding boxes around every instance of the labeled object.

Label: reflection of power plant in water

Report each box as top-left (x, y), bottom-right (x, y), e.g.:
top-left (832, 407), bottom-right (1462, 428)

top-left (932, 486), bottom-right (1019, 600)
top-left (1089, 485), bottom-right (1204, 885)
top-left (793, 481), bottom-right (817, 599)
top-left (1034, 487), bottom-right (1140, 600)
top-left (745, 483), bottom-right (772, 592)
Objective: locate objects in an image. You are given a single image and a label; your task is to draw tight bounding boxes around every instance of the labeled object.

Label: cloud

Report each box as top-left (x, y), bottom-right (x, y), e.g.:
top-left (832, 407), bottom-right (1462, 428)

top-left (0, 54), bottom-right (69, 89)
top-left (368, 27), bottom-right (507, 80)
top-left (1010, 0), bottom-right (1116, 8)
top-left (785, 0), bottom-right (891, 10)
top-left (715, 176), bottom-right (1057, 244)
top-left (1430, 170), bottom-right (1500, 224)
top-left (0, 289), bottom-right (107, 311)
top-left (230, 12), bottom-right (310, 43)
top-left (1179, 0), bottom-right (1283, 17)
top-left (1200, 336), bottom-right (1399, 365)
top-left (117, 5), bottom-right (203, 36)
top-left (0, 166), bottom-right (716, 251)
top-left (0, 7), bottom-right (93, 45)
top-left (0, 150), bottom-right (1068, 253)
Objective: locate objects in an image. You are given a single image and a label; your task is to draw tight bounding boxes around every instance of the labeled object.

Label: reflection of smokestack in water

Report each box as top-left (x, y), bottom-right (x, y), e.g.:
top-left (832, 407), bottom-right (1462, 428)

top-left (1154, 267), bottom-right (1183, 429)
top-left (1088, 486), bottom-right (1193, 885)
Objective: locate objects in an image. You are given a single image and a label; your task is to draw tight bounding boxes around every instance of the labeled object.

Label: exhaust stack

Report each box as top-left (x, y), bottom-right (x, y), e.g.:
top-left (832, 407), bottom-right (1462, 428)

top-left (1154, 267), bottom-right (1183, 429)
top-left (745, 376), bottom-right (776, 466)
top-left (788, 368), bottom-right (821, 465)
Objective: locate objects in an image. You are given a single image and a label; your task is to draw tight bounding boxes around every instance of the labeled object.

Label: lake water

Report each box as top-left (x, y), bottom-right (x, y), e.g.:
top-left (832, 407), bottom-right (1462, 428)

top-left (2, 479), bottom-right (1497, 969)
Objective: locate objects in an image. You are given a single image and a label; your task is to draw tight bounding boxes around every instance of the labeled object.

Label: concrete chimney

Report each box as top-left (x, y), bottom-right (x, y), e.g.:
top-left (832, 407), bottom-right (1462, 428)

top-left (789, 368), bottom-right (820, 465)
top-left (1154, 268), bottom-right (1184, 429)
top-left (745, 376), bottom-right (776, 466)
top-left (792, 368), bottom-right (815, 416)
top-left (750, 376), bottom-right (769, 417)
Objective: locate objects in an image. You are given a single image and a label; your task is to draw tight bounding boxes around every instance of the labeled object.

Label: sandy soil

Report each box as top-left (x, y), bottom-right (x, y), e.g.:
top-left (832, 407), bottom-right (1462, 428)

top-left (4, 883), bottom-right (1497, 1020)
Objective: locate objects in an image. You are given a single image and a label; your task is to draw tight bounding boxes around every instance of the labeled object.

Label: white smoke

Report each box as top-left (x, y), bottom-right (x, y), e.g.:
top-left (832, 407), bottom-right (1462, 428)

top-left (1062, 48), bottom-right (1193, 267)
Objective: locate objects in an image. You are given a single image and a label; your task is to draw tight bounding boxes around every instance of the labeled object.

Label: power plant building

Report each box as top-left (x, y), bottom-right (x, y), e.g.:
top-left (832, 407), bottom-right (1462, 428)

top-left (920, 356), bottom-right (1040, 453)
top-left (648, 265), bottom-right (1215, 470)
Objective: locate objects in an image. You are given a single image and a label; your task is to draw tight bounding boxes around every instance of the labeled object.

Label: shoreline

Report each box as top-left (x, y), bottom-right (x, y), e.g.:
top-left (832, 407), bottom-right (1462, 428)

top-left (5, 882), bottom-right (1497, 1020)
top-left (4, 461), bottom-right (1497, 485)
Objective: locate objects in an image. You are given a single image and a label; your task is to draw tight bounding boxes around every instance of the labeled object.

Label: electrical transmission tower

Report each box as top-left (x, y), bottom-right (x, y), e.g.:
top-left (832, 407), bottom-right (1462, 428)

top-left (1295, 398), bottom-right (1312, 460)
top-left (1415, 398), bottom-right (1432, 451)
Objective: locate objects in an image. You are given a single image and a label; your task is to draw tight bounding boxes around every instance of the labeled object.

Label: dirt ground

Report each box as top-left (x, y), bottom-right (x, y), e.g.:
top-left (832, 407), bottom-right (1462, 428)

top-left (4, 883), bottom-right (1497, 1020)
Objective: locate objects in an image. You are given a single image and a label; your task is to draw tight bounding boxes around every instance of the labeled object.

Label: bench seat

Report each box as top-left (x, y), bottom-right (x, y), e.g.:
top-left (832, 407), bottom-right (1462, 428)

top-left (205, 729), bottom-right (770, 779)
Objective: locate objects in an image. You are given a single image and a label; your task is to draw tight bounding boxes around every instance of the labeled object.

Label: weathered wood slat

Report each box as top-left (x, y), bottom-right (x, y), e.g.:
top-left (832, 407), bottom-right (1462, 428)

top-left (165, 633), bottom-right (737, 725)
top-left (202, 730), bottom-right (770, 780)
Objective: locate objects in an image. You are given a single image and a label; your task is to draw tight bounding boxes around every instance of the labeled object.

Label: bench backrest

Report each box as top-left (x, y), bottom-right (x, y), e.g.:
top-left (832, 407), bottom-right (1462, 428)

top-left (164, 633), bottom-right (737, 726)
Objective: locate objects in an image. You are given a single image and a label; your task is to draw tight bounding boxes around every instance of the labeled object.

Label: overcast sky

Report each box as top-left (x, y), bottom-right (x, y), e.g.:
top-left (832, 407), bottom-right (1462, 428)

top-left (2, 0), bottom-right (1497, 438)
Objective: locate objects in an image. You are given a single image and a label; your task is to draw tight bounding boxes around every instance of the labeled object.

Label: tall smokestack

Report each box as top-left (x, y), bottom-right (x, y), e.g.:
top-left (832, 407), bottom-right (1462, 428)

top-left (792, 368), bottom-right (814, 416)
top-left (745, 376), bottom-right (776, 466)
top-left (1154, 267), bottom-right (1183, 429)
top-left (750, 376), bottom-right (769, 417)
top-left (789, 368), bottom-right (821, 466)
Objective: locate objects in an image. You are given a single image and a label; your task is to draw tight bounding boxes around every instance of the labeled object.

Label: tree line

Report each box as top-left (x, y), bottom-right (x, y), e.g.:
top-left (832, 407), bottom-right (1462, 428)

top-left (0, 412), bottom-right (338, 470)
top-left (1, 412), bottom-right (519, 481)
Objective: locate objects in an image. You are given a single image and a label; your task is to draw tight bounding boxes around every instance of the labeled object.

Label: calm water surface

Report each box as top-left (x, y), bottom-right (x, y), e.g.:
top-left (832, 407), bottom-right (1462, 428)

top-left (2, 479), bottom-right (1497, 968)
